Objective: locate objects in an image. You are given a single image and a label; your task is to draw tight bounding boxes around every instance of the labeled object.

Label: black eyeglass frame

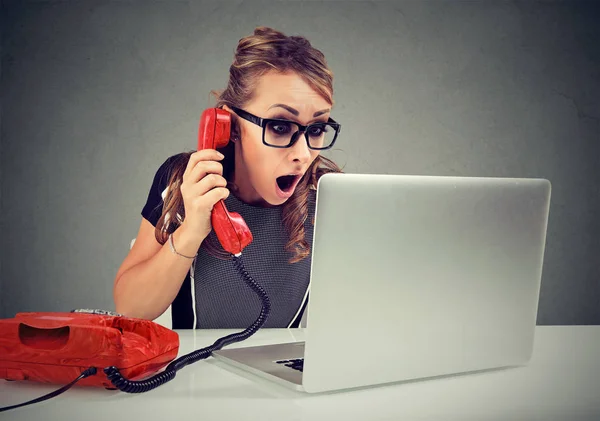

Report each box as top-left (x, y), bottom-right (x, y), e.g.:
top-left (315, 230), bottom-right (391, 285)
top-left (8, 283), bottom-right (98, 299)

top-left (230, 106), bottom-right (341, 150)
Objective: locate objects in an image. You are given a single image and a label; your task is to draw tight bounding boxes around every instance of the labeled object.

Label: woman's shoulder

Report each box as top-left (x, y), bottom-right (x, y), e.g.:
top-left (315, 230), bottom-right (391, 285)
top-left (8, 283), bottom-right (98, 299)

top-left (141, 152), bottom-right (189, 226)
top-left (151, 152), bottom-right (191, 194)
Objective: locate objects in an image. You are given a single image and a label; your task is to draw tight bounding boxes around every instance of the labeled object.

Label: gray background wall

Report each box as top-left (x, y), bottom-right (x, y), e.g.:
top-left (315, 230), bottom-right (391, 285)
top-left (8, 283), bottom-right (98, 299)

top-left (1, 0), bottom-right (598, 324)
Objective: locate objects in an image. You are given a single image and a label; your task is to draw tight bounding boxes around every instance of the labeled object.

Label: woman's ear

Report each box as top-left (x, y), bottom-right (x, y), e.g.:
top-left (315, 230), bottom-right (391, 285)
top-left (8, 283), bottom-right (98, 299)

top-left (223, 107), bottom-right (241, 143)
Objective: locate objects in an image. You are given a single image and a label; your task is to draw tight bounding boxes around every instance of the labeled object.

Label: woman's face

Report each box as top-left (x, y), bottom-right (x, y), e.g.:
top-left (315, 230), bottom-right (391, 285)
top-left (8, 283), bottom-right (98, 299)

top-left (226, 70), bottom-right (332, 207)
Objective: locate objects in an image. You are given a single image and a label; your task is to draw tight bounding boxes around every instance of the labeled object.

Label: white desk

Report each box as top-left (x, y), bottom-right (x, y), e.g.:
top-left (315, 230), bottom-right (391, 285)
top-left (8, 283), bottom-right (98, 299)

top-left (1, 326), bottom-right (599, 421)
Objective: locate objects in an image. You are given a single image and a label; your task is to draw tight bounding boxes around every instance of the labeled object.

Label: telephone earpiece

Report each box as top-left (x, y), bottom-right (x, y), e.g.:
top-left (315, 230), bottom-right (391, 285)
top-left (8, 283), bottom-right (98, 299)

top-left (198, 108), bottom-right (253, 255)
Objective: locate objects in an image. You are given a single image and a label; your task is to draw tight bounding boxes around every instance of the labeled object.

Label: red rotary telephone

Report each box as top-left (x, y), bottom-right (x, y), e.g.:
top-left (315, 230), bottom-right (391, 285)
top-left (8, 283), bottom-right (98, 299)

top-left (0, 311), bottom-right (179, 389)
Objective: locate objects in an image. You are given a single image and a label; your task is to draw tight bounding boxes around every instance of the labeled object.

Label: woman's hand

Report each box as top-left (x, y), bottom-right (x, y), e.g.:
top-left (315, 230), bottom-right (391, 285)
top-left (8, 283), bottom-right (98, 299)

top-left (178, 149), bottom-right (230, 241)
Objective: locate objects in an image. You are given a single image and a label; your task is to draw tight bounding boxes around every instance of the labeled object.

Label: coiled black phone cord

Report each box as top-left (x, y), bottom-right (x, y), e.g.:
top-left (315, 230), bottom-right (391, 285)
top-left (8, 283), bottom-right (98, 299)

top-left (103, 254), bottom-right (270, 393)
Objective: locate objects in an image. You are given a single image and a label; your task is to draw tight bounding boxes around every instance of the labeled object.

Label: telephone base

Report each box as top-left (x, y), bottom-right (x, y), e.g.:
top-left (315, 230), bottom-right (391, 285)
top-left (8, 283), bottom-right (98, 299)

top-left (0, 312), bottom-right (180, 388)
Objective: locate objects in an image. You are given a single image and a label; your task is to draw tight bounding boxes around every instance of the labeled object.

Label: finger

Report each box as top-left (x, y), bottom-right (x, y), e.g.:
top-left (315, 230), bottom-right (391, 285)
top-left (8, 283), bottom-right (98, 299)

top-left (201, 187), bottom-right (230, 209)
top-left (186, 160), bottom-right (223, 185)
top-left (183, 149), bottom-right (224, 180)
top-left (189, 173), bottom-right (228, 197)
top-left (183, 149), bottom-right (222, 180)
top-left (190, 186), bottom-right (230, 213)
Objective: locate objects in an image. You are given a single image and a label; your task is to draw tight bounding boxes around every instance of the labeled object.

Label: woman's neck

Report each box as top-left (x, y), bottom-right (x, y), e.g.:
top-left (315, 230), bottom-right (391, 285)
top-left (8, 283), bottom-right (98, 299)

top-left (228, 177), bottom-right (277, 208)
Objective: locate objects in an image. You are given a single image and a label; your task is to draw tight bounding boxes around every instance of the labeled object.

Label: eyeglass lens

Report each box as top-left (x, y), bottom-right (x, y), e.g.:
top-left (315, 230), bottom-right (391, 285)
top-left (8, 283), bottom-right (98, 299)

top-left (264, 120), bottom-right (336, 149)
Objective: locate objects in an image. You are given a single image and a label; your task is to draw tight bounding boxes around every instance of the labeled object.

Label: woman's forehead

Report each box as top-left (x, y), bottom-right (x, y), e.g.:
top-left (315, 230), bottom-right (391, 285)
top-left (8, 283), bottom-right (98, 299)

top-left (250, 71), bottom-right (331, 114)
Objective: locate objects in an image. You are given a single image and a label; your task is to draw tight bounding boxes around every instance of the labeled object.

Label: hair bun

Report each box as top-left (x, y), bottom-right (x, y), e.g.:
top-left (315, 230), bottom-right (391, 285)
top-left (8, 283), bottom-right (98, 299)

top-left (253, 26), bottom-right (284, 38)
top-left (289, 35), bottom-right (310, 47)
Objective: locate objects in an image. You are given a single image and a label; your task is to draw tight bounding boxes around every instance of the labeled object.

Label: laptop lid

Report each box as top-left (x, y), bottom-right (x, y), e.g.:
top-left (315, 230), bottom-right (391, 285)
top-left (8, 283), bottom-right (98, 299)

top-left (301, 173), bottom-right (551, 393)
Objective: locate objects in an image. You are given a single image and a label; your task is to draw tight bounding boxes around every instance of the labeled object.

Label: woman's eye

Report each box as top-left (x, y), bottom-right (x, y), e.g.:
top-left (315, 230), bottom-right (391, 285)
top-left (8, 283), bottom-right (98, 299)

top-left (268, 122), bottom-right (292, 135)
top-left (309, 125), bottom-right (327, 136)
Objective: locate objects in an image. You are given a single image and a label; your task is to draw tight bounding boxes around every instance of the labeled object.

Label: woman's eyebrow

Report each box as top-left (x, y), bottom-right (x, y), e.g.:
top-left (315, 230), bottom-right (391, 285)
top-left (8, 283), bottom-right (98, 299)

top-left (268, 103), bottom-right (330, 117)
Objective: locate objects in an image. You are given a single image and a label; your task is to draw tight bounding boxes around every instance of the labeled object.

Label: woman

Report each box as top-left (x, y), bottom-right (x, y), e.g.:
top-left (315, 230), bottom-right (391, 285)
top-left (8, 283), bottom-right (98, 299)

top-left (113, 26), bottom-right (343, 329)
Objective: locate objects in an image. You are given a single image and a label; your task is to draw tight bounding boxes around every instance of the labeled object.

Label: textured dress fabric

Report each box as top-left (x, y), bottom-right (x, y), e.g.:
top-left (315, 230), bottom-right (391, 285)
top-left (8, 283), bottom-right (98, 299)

top-left (141, 154), bottom-right (313, 329)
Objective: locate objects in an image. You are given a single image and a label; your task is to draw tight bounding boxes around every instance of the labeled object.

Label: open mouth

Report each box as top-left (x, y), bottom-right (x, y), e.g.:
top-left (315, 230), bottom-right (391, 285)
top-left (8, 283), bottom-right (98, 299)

top-left (276, 174), bottom-right (300, 193)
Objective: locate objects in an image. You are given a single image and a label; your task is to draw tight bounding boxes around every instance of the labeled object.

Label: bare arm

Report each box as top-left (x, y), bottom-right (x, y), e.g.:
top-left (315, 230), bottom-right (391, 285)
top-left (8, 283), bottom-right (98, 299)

top-left (114, 149), bottom-right (228, 320)
top-left (112, 218), bottom-right (205, 321)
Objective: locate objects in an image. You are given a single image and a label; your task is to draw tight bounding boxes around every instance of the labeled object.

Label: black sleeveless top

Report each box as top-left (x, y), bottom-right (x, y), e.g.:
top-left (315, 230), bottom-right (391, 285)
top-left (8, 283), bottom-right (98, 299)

top-left (141, 154), bottom-right (313, 329)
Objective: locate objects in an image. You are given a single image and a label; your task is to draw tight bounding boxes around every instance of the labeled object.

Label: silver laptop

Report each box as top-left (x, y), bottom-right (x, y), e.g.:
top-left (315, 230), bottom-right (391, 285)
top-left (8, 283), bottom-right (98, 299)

top-left (212, 173), bottom-right (552, 393)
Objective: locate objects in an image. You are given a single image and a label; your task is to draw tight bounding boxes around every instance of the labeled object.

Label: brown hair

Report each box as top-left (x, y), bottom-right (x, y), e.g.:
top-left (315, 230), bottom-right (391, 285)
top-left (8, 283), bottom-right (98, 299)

top-left (155, 26), bottom-right (343, 263)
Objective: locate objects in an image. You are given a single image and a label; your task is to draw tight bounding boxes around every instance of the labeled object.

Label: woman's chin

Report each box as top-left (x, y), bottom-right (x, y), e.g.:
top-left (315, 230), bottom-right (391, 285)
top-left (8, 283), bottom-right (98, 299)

top-left (256, 187), bottom-right (293, 207)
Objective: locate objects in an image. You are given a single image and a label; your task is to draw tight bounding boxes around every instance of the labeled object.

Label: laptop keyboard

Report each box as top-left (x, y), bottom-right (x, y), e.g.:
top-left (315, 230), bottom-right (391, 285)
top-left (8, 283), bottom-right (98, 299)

top-left (275, 358), bottom-right (304, 372)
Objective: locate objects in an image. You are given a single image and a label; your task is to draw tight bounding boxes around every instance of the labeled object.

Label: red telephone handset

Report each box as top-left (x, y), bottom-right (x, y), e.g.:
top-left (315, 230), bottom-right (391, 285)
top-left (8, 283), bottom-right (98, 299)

top-left (198, 108), bottom-right (253, 255)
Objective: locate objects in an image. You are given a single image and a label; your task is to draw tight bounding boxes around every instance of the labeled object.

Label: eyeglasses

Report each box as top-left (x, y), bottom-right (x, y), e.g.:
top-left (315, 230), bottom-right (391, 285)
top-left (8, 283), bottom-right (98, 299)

top-left (230, 106), bottom-right (341, 150)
